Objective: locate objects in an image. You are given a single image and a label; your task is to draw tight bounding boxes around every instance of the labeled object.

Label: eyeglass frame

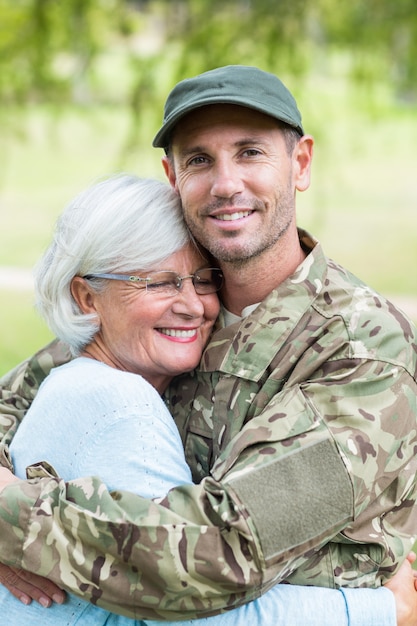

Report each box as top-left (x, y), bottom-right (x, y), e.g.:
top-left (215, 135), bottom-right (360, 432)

top-left (82, 267), bottom-right (223, 296)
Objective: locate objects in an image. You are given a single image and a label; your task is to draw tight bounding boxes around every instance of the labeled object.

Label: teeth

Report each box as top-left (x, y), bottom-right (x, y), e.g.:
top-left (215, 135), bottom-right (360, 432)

top-left (160, 328), bottom-right (197, 338)
top-left (215, 211), bottom-right (251, 221)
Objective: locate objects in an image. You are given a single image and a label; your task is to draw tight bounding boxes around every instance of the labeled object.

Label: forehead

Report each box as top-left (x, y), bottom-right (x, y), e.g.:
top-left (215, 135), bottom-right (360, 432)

top-left (171, 104), bottom-right (280, 147)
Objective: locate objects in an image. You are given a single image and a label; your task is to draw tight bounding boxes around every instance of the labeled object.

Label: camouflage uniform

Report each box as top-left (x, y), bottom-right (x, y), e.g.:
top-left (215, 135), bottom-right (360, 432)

top-left (0, 229), bottom-right (417, 621)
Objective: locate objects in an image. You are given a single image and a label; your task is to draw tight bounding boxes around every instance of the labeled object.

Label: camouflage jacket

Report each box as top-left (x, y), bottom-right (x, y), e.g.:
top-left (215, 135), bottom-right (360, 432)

top-left (0, 230), bottom-right (417, 620)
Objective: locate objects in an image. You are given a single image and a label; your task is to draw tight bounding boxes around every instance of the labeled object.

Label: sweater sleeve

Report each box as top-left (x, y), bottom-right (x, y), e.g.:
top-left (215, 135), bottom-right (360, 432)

top-left (142, 585), bottom-right (396, 626)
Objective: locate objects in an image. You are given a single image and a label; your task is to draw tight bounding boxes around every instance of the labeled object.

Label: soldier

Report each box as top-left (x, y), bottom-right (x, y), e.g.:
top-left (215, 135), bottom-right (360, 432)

top-left (1, 65), bottom-right (417, 625)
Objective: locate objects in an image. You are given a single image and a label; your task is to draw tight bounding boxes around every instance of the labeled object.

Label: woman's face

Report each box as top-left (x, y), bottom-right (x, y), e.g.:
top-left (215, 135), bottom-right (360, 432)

top-left (77, 244), bottom-right (220, 393)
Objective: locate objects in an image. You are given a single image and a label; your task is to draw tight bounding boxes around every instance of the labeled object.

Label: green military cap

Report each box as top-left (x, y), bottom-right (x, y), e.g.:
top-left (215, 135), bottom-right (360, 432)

top-left (152, 65), bottom-right (304, 148)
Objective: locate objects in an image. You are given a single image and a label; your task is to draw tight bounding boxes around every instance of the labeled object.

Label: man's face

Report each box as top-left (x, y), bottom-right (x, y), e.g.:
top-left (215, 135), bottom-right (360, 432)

top-left (163, 104), bottom-right (311, 266)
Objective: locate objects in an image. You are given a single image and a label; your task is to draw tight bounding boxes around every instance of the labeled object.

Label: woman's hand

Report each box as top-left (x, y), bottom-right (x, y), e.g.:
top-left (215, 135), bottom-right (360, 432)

top-left (0, 564), bottom-right (66, 607)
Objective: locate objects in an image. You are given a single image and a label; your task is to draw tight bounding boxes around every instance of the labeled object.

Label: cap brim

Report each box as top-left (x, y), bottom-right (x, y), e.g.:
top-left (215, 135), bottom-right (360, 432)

top-left (152, 96), bottom-right (303, 148)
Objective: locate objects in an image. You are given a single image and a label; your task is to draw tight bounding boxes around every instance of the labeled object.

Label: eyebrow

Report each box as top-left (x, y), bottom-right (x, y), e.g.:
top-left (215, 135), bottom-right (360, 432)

top-left (176, 136), bottom-right (270, 159)
top-left (176, 145), bottom-right (207, 159)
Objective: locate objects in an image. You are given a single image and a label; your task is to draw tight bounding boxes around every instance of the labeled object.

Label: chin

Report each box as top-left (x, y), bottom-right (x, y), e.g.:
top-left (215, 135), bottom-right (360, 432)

top-left (171, 359), bottom-right (199, 375)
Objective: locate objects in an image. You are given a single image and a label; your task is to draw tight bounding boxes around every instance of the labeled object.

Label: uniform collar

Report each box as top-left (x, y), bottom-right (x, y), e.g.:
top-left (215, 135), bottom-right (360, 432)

top-left (201, 230), bottom-right (325, 380)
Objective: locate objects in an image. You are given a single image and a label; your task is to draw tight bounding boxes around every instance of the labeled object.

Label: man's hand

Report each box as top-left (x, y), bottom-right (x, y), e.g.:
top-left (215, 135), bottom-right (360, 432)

top-left (385, 553), bottom-right (417, 626)
top-left (0, 564), bottom-right (66, 607)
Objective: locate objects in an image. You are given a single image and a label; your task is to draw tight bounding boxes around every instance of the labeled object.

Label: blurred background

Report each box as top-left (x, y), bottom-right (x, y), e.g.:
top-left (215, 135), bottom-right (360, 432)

top-left (1, 0), bottom-right (417, 374)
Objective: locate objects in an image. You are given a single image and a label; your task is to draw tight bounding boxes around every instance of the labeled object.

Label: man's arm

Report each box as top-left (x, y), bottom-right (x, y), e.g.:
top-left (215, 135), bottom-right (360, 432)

top-left (0, 344), bottom-right (347, 618)
top-left (0, 469), bottom-right (411, 626)
top-left (0, 348), bottom-right (416, 619)
top-left (0, 351), bottom-right (329, 619)
top-left (0, 374), bottom-right (417, 619)
top-left (0, 339), bottom-right (71, 460)
top-left (0, 342), bottom-right (71, 607)
top-left (0, 399), bottom-right (415, 625)
top-left (0, 362), bottom-right (411, 626)
top-left (0, 515), bottom-right (414, 626)
top-left (0, 561), bottom-right (403, 626)
top-left (0, 466), bottom-right (405, 626)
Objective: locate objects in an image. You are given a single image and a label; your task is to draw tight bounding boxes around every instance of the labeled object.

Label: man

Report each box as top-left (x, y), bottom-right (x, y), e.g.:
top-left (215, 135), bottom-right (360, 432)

top-left (1, 65), bottom-right (417, 625)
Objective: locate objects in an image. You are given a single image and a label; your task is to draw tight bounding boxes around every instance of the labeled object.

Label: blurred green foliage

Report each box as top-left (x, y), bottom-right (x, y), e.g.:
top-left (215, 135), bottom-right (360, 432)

top-left (1, 0), bottom-right (417, 373)
top-left (1, 0), bottom-right (416, 174)
top-left (1, 0), bottom-right (416, 109)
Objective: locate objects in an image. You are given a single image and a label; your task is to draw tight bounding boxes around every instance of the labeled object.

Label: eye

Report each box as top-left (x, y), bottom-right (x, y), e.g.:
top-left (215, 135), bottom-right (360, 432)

top-left (147, 280), bottom-right (169, 289)
top-left (147, 279), bottom-right (176, 291)
top-left (145, 272), bottom-right (179, 293)
top-left (194, 275), bottom-right (211, 286)
top-left (187, 155), bottom-right (210, 167)
top-left (193, 269), bottom-right (223, 293)
top-left (241, 148), bottom-right (262, 157)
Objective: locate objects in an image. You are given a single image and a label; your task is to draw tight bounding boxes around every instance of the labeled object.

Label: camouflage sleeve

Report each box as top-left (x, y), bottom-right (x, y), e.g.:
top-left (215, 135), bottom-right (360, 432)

top-left (0, 360), bottom-right (415, 619)
top-left (0, 471), bottom-right (265, 620)
top-left (0, 339), bottom-right (72, 469)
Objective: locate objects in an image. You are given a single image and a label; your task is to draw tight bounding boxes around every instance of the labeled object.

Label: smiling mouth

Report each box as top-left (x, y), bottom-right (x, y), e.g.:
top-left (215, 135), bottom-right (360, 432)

top-left (214, 210), bottom-right (252, 221)
top-left (159, 328), bottom-right (197, 338)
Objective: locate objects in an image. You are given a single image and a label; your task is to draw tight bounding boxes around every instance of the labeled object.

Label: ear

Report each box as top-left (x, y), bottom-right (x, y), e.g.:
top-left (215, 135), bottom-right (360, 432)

top-left (71, 277), bottom-right (98, 315)
top-left (293, 135), bottom-right (314, 192)
top-left (162, 155), bottom-right (178, 190)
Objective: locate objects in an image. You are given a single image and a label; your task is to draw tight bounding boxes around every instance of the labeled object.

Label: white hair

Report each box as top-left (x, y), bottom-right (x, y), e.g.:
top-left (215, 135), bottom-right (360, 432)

top-left (35, 174), bottom-right (192, 355)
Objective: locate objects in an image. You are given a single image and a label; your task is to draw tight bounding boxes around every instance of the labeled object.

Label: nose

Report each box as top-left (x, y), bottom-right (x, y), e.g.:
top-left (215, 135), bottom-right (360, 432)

top-left (171, 279), bottom-right (205, 317)
top-left (210, 158), bottom-right (244, 199)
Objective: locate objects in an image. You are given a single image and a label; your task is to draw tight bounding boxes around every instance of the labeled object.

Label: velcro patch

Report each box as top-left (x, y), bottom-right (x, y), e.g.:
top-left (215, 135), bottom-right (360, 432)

top-left (227, 438), bottom-right (353, 561)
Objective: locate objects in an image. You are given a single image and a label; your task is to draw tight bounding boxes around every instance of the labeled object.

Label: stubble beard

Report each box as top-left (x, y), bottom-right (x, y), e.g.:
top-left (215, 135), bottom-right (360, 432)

top-left (183, 190), bottom-right (295, 269)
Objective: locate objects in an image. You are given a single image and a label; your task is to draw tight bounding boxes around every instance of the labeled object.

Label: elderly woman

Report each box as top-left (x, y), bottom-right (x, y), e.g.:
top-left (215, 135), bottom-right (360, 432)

top-left (1, 174), bottom-right (220, 624)
top-left (0, 174), bottom-right (400, 626)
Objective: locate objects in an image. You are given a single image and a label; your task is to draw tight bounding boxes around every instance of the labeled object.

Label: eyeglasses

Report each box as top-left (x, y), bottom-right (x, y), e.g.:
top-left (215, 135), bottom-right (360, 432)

top-left (83, 268), bottom-right (223, 296)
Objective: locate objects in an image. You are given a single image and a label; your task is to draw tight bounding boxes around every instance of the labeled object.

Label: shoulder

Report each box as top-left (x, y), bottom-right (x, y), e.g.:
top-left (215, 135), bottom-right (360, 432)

top-left (316, 258), bottom-right (417, 367)
top-left (41, 358), bottom-right (164, 409)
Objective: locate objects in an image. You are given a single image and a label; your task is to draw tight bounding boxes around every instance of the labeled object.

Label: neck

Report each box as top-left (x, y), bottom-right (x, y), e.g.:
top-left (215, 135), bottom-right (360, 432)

top-left (81, 345), bottom-right (171, 395)
top-left (220, 227), bottom-right (305, 316)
